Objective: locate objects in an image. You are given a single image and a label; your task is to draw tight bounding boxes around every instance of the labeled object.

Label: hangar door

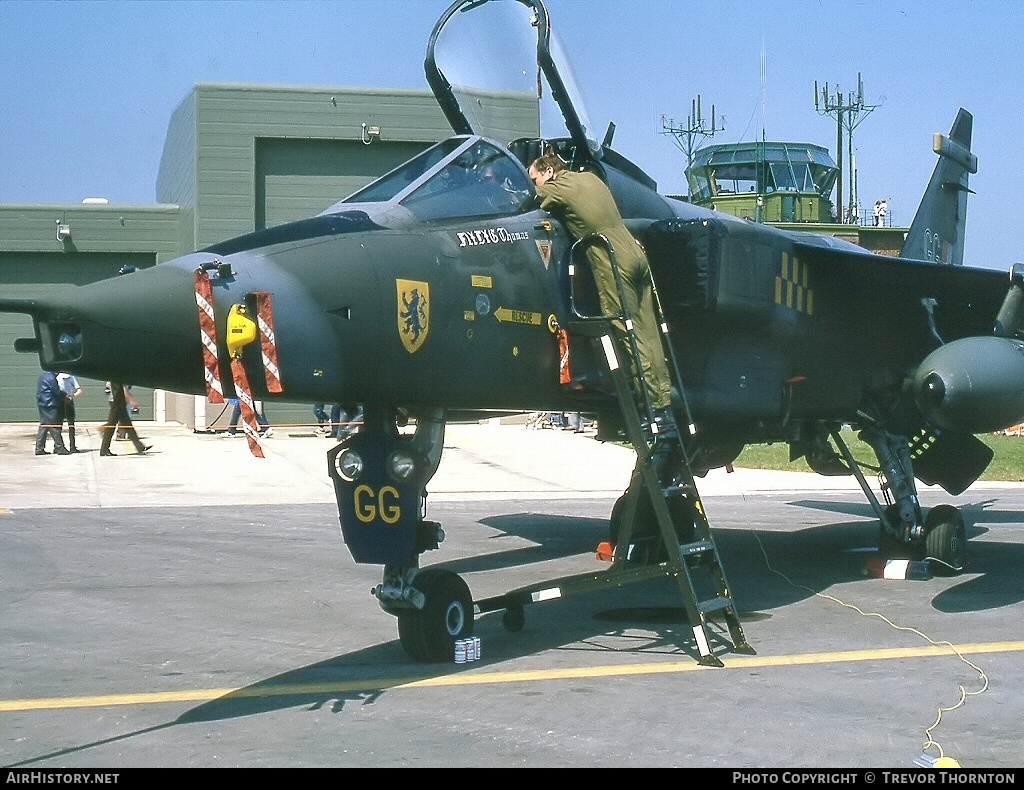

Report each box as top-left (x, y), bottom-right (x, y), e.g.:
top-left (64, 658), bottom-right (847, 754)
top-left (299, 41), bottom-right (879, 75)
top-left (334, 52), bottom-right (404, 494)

top-left (0, 252), bottom-right (155, 422)
top-left (255, 138), bottom-right (431, 230)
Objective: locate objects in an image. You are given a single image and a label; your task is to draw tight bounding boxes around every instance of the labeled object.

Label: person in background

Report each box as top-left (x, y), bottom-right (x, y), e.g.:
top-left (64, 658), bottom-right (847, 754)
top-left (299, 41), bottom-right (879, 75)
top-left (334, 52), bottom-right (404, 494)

top-left (313, 403), bottom-right (331, 435)
top-left (330, 404), bottom-right (363, 441)
top-left (100, 381), bottom-right (150, 456)
top-left (226, 397), bottom-right (272, 438)
top-left (56, 371), bottom-right (83, 453)
top-left (103, 262), bottom-right (150, 455)
top-left (34, 370), bottom-right (70, 456)
top-left (116, 385), bottom-right (141, 440)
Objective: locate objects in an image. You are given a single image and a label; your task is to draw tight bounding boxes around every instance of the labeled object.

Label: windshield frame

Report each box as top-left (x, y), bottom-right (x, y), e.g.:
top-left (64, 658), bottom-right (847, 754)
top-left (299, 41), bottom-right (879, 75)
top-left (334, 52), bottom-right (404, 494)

top-left (425, 0), bottom-right (596, 162)
top-left (341, 137), bottom-right (468, 205)
top-left (335, 134), bottom-right (535, 222)
top-left (400, 137), bottom-right (534, 221)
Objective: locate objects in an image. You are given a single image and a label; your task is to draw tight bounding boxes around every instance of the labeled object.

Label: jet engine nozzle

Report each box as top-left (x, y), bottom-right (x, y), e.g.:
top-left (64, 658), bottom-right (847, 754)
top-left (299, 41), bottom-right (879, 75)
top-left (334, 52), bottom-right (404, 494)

top-left (913, 336), bottom-right (1024, 433)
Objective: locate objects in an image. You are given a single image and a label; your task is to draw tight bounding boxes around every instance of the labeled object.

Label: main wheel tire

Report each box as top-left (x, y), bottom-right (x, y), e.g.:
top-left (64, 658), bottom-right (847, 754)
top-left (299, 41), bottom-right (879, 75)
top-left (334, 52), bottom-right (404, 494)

top-left (609, 491), bottom-right (695, 564)
top-left (923, 504), bottom-right (966, 576)
top-left (397, 568), bottom-right (473, 663)
top-left (502, 605), bottom-right (525, 633)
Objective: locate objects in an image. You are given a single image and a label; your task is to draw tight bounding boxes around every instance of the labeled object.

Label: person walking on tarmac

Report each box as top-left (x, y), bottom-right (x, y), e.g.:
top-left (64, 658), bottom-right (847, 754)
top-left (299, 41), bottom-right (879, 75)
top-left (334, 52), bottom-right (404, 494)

top-left (225, 397), bottom-right (272, 438)
top-left (313, 403), bottom-right (331, 435)
top-left (116, 385), bottom-right (141, 440)
top-left (99, 262), bottom-right (152, 457)
top-left (330, 403), bottom-right (363, 441)
top-left (528, 153), bottom-right (672, 422)
top-left (100, 381), bottom-right (151, 456)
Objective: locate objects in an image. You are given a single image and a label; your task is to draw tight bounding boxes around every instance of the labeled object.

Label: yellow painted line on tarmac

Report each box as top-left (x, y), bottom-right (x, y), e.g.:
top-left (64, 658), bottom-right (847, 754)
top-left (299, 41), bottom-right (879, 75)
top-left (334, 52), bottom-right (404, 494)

top-left (400, 639), bottom-right (1024, 687)
top-left (3, 640), bottom-right (1022, 713)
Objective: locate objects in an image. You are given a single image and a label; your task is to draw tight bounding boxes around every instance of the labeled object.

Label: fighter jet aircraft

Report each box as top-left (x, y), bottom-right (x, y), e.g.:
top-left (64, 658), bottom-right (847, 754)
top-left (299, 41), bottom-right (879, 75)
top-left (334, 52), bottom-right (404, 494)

top-left (3, 0), bottom-right (1024, 664)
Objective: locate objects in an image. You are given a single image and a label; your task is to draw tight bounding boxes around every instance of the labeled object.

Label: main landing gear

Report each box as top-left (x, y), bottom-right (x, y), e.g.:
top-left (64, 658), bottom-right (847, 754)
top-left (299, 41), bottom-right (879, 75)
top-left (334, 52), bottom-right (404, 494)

top-left (830, 424), bottom-right (967, 575)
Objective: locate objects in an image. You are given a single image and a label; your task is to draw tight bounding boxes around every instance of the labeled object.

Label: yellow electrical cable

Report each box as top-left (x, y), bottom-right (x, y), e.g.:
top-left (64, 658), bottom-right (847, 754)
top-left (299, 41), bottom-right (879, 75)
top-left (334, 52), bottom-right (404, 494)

top-left (752, 531), bottom-right (987, 766)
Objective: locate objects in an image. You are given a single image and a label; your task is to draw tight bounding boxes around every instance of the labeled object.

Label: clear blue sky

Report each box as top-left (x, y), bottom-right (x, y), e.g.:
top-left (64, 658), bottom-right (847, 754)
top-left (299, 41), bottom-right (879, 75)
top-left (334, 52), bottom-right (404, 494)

top-left (1, 0), bottom-right (1021, 270)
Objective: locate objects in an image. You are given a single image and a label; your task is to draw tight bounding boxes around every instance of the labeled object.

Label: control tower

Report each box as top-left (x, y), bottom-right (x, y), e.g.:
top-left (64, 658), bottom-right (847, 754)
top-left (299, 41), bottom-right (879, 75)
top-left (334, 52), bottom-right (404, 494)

top-left (681, 140), bottom-right (906, 256)
top-left (685, 141), bottom-right (838, 223)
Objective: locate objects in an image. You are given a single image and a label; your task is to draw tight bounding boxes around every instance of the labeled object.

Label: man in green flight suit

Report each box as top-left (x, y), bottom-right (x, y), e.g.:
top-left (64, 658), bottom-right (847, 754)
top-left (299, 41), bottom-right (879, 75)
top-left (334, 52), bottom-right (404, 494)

top-left (528, 153), bottom-right (673, 422)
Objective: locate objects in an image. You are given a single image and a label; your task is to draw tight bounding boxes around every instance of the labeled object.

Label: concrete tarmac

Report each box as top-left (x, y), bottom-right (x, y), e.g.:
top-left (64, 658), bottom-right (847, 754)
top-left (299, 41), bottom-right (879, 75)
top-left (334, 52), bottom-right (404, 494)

top-left (2, 421), bottom-right (1023, 768)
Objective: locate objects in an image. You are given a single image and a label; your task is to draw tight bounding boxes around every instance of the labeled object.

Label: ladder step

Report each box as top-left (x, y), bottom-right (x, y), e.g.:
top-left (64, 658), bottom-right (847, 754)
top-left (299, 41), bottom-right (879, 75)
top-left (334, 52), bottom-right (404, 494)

top-left (679, 539), bottom-right (715, 557)
top-left (647, 426), bottom-right (681, 443)
top-left (663, 483), bottom-right (693, 498)
top-left (698, 596), bottom-right (734, 615)
top-left (564, 320), bottom-right (612, 338)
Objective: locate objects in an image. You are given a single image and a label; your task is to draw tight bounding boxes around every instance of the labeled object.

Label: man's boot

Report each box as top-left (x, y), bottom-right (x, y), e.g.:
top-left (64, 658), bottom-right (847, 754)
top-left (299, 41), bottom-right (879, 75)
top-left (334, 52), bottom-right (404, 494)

top-left (35, 427), bottom-right (49, 455)
top-left (68, 426), bottom-right (78, 453)
top-left (99, 426), bottom-right (116, 456)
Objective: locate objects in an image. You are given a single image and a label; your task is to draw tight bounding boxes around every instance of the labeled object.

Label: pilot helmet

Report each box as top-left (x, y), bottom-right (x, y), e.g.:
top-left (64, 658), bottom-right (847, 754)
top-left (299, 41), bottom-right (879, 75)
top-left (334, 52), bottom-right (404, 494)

top-left (117, 264), bottom-right (138, 276)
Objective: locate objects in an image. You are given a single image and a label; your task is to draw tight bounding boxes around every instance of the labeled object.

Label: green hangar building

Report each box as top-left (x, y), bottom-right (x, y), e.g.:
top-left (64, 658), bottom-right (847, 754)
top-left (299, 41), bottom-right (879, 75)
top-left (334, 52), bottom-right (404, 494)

top-left (0, 82), bottom-right (536, 428)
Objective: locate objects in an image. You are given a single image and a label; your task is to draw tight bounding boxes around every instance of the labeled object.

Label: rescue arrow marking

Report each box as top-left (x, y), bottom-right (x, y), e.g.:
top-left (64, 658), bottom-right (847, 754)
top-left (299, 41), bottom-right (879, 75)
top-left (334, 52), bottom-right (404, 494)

top-left (494, 307), bottom-right (542, 326)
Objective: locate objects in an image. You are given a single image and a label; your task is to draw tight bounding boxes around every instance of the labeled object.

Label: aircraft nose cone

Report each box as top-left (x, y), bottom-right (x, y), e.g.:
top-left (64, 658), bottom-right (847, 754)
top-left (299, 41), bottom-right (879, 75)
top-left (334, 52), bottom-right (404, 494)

top-left (29, 264), bottom-right (205, 393)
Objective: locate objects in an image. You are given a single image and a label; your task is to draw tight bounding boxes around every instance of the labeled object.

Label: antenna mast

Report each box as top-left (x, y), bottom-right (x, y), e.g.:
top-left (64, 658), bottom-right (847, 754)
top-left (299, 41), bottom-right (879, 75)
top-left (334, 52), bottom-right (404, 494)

top-left (814, 73), bottom-right (879, 224)
top-left (660, 94), bottom-right (726, 171)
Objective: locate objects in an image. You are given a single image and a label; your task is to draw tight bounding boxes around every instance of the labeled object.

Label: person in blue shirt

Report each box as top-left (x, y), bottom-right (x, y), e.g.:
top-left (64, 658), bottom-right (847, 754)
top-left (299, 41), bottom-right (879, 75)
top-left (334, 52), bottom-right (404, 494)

top-left (314, 403), bottom-right (362, 440)
top-left (34, 370), bottom-right (70, 455)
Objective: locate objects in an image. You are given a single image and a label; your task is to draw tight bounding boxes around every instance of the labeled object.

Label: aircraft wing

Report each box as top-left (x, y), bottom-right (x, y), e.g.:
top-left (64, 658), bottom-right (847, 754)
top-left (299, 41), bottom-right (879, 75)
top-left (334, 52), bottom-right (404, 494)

top-left (792, 240), bottom-right (1010, 370)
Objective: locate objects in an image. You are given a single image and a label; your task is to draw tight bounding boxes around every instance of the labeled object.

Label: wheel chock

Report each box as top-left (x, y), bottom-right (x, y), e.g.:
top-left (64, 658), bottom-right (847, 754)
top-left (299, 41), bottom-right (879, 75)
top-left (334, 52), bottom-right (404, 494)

top-left (863, 557), bottom-right (932, 580)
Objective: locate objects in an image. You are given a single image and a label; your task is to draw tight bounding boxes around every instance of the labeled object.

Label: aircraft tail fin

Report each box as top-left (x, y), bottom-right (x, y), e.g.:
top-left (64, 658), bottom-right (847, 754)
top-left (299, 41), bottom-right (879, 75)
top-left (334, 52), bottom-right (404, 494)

top-left (899, 108), bottom-right (977, 265)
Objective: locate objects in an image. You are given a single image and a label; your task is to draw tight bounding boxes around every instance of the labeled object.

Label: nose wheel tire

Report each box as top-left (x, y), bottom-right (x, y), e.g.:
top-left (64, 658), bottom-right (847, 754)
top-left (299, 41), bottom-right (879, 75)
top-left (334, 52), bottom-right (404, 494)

top-left (397, 568), bottom-right (473, 662)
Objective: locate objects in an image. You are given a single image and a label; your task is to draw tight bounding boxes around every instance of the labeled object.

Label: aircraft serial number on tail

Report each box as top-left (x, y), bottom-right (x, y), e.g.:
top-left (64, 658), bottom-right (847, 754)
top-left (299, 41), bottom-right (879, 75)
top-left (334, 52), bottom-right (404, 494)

top-left (924, 229), bottom-right (952, 263)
